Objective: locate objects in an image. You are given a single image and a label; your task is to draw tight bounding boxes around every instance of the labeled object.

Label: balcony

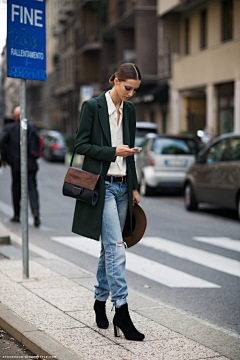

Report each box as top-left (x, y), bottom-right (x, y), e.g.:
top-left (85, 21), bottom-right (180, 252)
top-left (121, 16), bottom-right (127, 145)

top-left (66, 0), bottom-right (75, 15)
top-left (52, 24), bottom-right (63, 37)
top-left (79, 0), bottom-right (100, 9)
top-left (58, 10), bottom-right (67, 24)
top-left (158, 39), bottom-right (171, 80)
top-left (159, 0), bottom-right (206, 16)
top-left (54, 80), bottom-right (75, 96)
top-left (76, 34), bottom-right (101, 53)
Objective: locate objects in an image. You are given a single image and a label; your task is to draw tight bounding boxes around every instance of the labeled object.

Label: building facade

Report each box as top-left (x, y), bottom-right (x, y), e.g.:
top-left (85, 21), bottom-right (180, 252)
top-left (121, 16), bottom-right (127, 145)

top-left (102, 0), bottom-right (169, 132)
top-left (158, 0), bottom-right (240, 136)
top-left (27, 0), bottom-right (61, 130)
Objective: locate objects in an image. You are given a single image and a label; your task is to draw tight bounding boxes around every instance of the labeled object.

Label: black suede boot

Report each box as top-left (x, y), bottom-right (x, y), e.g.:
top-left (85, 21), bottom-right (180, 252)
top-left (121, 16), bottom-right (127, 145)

top-left (113, 303), bottom-right (145, 341)
top-left (94, 300), bottom-right (109, 329)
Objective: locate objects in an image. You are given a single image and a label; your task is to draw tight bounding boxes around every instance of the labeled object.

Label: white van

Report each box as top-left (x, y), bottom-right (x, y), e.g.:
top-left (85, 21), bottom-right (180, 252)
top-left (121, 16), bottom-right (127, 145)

top-left (135, 122), bottom-right (158, 147)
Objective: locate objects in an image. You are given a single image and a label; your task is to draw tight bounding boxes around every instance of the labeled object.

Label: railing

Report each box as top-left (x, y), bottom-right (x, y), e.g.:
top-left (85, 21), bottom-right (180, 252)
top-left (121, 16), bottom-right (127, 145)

top-left (75, 33), bottom-right (101, 50)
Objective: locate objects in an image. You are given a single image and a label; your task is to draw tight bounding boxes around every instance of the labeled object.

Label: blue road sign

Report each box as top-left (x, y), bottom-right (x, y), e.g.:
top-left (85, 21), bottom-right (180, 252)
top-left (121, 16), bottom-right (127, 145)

top-left (7, 0), bottom-right (46, 81)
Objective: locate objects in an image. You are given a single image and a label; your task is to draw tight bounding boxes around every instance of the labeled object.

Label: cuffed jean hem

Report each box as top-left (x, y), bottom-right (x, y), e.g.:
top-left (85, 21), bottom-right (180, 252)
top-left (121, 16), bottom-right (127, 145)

top-left (114, 298), bottom-right (127, 308)
top-left (94, 294), bottom-right (109, 302)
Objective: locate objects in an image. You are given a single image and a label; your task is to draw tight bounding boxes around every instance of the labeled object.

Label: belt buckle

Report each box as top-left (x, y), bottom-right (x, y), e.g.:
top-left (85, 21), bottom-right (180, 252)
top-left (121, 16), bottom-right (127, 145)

top-left (118, 176), bottom-right (123, 184)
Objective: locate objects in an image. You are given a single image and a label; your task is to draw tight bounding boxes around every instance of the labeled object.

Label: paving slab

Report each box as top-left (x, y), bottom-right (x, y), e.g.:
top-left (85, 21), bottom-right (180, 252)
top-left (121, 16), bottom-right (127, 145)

top-left (0, 244), bottom-right (22, 259)
top-left (0, 237), bottom-right (238, 360)
top-left (36, 257), bottom-right (94, 278)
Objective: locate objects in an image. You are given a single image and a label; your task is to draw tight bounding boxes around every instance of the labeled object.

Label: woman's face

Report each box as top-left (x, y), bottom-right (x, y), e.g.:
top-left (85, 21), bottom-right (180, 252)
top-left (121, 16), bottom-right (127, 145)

top-left (114, 78), bottom-right (141, 101)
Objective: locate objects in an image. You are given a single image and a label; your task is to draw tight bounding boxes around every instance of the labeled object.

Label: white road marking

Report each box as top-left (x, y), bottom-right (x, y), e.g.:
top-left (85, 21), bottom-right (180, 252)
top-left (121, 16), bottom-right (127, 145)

top-left (0, 200), bottom-right (12, 216)
top-left (51, 236), bottom-right (220, 288)
top-left (193, 236), bottom-right (240, 252)
top-left (0, 200), bottom-right (55, 231)
top-left (141, 237), bottom-right (240, 278)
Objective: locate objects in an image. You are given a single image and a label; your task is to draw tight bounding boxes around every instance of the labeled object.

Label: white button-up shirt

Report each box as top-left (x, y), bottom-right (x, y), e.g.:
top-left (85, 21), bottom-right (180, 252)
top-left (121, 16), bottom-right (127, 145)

top-left (105, 90), bottom-right (126, 176)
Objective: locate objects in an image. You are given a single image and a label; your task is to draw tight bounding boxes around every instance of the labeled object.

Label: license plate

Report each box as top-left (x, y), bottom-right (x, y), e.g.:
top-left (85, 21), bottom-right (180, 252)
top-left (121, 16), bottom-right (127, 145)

top-left (165, 159), bottom-right (188, 167)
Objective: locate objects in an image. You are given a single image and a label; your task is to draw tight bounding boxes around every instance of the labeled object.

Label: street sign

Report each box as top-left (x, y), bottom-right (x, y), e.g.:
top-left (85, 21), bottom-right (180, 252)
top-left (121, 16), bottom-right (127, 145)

top-left (79, 85), bottom-right (94, 110)
top-left (7, 0), bottom-right (46, 81)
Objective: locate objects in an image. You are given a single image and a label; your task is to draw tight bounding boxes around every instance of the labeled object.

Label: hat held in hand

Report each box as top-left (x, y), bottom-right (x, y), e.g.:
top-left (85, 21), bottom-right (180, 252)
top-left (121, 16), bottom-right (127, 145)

top-left (122, 204), bottom-right (147, 248)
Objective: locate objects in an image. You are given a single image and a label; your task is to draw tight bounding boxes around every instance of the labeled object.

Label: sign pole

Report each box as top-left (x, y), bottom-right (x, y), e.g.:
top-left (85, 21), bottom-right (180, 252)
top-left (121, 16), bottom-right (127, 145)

top-left (20, 79), bottom-right (29, 279)
top-left (7, 0), bottom-right (46, 278)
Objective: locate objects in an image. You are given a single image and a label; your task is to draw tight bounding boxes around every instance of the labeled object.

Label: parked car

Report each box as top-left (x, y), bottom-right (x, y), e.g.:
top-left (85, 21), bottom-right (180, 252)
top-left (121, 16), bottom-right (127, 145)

top-left (42, 130), bottom-right (67, 162)
top-left (135, 122), bottom-right (158, 147)
top-left (135, 134), bottom-right (198, 195)
top-left (184, 132), bottom-right (240, 220)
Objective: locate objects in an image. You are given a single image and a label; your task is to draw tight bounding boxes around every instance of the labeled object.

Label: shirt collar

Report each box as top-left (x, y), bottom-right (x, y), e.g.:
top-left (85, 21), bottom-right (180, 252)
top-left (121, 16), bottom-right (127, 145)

top-left (105, 90), bottom-right (123, 116)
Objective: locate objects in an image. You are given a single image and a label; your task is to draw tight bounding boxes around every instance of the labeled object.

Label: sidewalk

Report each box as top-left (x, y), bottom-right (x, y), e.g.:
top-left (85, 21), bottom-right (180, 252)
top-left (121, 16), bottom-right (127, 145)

top-left (0, 223), bottom-right (239, 360)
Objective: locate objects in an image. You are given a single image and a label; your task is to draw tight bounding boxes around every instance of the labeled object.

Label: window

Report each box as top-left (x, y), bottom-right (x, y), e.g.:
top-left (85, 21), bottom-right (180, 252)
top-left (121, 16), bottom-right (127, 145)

top-left (200, 9), bottom-right (207, 49)
top-left (205, 139), bottom-right (228, 164)
top-left (142, 138), bottom-right (151, 153)
top-left (185, 18), bottom-right (190, 55)
top-left (228, 138), bottom-right (240, 161)
top-left (152, 137), bottom-right (197, 155)
top-left (222, 0), bottom-right (233, 41)
top-left (217, 82), bottom-right (234, 134)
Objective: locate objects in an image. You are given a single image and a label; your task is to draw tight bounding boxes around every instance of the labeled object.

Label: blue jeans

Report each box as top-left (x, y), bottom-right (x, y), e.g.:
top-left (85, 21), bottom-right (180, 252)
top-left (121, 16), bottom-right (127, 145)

top-left (94, 180), bottom-right (128, 308)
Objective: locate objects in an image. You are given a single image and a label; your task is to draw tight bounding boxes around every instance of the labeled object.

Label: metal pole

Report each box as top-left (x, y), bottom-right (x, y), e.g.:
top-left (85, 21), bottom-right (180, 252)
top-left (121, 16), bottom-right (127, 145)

top-left (20, 79), bottom-right (29, 279)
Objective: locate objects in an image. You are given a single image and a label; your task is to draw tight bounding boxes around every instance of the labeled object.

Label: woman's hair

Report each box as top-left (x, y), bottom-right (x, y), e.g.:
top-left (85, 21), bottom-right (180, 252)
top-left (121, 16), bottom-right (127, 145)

top-left (109, 63), bottom-right (141, 84)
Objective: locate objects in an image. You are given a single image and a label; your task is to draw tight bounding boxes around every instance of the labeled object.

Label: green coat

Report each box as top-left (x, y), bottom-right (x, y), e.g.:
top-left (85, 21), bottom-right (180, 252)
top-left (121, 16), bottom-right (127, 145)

top-left (72, 92), bottom-right (138, 240)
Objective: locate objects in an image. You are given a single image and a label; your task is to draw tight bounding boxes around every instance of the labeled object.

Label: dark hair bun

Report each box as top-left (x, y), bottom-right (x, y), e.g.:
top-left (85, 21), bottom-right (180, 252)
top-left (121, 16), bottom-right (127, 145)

top-left (109, 73), bottom-right (115, 84)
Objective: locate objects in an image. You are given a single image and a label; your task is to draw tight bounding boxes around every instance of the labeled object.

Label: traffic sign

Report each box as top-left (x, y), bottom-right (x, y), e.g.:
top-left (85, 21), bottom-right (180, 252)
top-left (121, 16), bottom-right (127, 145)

top-left (7, 0), bottom-right (46, 81)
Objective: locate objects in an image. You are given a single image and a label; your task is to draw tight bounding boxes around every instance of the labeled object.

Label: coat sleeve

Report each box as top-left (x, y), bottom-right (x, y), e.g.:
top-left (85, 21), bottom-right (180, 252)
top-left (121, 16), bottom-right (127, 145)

top-left (75, 100), bottom-right (116, 162)
top-left (128, 104), bottom-right (138, 190)
top-left (0, 127), bottom-right (9, 162)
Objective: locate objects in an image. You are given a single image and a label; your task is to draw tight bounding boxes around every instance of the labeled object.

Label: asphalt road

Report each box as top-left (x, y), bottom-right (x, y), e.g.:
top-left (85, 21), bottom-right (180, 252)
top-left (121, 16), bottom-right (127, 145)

top-left (0, 325), bottom-right (37, 359)
top-left (0, 159), bottom-right (239, 337)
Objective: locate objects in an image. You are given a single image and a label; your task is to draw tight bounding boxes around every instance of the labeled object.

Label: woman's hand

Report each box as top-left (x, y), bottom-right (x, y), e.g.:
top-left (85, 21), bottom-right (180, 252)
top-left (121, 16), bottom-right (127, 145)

top-left (115, 145), bottom-right (139, 158)
top-left (133, 190), bottom-right (140, 206)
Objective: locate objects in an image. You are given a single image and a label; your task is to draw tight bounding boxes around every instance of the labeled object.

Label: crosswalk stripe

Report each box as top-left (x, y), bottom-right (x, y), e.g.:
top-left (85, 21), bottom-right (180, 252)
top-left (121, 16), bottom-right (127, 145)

top-left (0, 200), bottom-right (12, 217)
top-left (51, 236), bottom-right (220, 288)
top-left (140, 237), bottom-right (240, 277)
top-left (192, 237), bottom-right (240, 252)
top-left (0, 200), bottom-right (54, 231)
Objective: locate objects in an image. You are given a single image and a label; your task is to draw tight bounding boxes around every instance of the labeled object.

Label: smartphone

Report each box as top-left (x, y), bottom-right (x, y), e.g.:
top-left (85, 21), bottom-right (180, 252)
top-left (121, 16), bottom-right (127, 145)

top-left (131, 147), bottom-right (142, 151)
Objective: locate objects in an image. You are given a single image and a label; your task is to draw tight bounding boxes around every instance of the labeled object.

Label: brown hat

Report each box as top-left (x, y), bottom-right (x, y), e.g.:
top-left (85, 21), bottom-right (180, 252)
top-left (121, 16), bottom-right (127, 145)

top-left (122, 204), bottom-right (147, 248)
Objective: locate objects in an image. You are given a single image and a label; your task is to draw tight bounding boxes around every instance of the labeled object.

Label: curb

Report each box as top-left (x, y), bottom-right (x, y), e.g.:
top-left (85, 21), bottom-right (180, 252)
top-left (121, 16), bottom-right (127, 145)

top-left (0, 302), bottom-right (84, 360)
top-left (0, 222), bottom-right (11, 245)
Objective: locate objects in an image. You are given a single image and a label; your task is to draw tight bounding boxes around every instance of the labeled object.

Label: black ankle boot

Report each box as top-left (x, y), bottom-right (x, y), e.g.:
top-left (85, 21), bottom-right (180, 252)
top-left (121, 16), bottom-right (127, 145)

top-left (113, 303), bottom-right (145, 341)
top-left (94, 300), bottom-right (109, 329)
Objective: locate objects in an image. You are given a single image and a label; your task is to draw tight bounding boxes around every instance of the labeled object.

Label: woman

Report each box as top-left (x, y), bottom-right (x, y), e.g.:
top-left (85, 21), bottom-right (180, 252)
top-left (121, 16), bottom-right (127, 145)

top-left (72, 63), bottom-right (144, 341)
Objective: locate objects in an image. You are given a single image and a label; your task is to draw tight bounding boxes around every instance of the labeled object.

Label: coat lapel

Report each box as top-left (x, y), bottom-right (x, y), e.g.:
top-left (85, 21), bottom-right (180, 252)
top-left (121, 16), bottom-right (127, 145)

top-left (97, 92), bottom-right (111, 146)
top-left (123, 102), bottom-right (131, 146)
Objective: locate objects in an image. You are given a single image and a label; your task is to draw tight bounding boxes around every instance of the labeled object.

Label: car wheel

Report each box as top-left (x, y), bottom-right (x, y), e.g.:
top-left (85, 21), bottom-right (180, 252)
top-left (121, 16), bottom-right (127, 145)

top-left (48, 150), bottom-right (53, 162)
top-left (185, 183), bottom-right (198, 211)
top-left (140, 175), bottom-right (153, 196)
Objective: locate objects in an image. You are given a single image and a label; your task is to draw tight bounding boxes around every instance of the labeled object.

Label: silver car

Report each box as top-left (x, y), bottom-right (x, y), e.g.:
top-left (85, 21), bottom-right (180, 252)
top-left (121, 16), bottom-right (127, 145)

top-left (135, 122), bottom-right (158, 147)
top-left (135, 134), bottom-right (198, 195)
top-left (184, 132), bottom-right (240, 220)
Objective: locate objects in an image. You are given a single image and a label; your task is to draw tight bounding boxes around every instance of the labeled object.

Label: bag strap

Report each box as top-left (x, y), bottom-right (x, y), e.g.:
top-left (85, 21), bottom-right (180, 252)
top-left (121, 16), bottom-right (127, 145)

top-left (70, 98), bottom-right (103, 175)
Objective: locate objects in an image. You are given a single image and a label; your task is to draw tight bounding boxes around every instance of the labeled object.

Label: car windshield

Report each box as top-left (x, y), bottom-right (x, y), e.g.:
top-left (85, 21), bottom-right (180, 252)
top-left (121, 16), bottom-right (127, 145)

top-left (55, 137), bottom-right (65, 146)
top-left (152, 137), bottom-right (197, 155)
top-left (135, 136), bottom-right (144, 147)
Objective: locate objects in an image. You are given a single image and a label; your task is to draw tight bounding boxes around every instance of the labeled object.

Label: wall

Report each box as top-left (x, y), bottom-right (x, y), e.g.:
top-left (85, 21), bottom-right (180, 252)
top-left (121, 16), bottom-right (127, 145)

top-left (173, 0), bottom-right (240, 89)
top-left (46, 0), bottom-right (58, 75)
top-left (158, 0), bottom-right (180, 16)
top-left (173, 40), bottom-right (240, 90)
